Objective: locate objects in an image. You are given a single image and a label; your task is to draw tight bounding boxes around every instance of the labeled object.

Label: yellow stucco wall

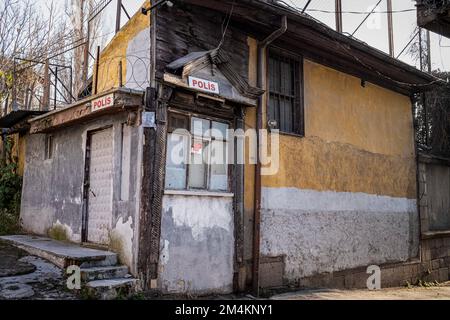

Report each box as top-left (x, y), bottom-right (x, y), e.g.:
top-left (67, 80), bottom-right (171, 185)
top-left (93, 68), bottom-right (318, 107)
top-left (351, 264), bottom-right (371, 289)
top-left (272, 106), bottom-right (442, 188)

top-left (304, 60), bottom-right (415, 158)
top-left (259, 59), bottom-right (417, 199)
top-left (94, 1), bottom-right (150, 93)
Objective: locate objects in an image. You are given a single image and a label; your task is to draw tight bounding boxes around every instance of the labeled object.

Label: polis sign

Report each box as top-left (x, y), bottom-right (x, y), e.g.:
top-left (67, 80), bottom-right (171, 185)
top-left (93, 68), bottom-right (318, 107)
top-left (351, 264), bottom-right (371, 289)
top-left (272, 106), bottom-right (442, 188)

top-left (188, 76), bottom-right (220, 95)
top-left (91, 94), bottom-right (114, 112)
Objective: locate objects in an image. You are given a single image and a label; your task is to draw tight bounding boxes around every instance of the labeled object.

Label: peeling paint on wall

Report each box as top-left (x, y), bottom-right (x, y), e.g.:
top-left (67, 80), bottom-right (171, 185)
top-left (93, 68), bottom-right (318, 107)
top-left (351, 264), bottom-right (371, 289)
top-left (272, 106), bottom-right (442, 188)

top-left (95, 0), bottom-right (150, 93)
top-left (20, 114), bottom-right (141, 274)
top-left (159, 195), bottom-right (234, 295)
top-left (261, 187), bottom-right (419, 281)
top-left (110, 216), bottom-right (134, 267)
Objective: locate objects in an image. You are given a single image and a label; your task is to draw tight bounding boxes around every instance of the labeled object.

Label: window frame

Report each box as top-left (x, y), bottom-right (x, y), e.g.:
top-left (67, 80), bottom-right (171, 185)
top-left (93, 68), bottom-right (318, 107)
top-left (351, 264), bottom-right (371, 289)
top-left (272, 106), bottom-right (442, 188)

top-left (165, 110), bottom-right (232, 193)
top-left (267, 47), bottom-right (305, 136)
top-left (44, 134), bottom-right (53, 160)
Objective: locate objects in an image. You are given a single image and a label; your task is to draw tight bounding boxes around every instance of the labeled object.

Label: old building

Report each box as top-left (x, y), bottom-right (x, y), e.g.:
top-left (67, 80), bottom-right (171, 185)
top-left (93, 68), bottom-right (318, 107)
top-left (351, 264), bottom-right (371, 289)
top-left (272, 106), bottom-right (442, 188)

top-left (18, 0), bottom-right (449, 296)
top-left (416, 0), bottom-right (450, 37)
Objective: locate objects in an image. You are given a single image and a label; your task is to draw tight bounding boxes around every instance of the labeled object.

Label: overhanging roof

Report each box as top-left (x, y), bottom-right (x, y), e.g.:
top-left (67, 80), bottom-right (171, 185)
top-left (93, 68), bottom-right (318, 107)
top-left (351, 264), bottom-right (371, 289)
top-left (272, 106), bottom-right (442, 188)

top-left (0, 110), bottom-right (47, 129)
top-left (29, 88), bottom-right (143, 134)
top-left (166, 48), bottom-right (264, 105)
top-left (176, 0), bottom-right (447, 95)
top-left (417, 2), bottom-right (450, 38)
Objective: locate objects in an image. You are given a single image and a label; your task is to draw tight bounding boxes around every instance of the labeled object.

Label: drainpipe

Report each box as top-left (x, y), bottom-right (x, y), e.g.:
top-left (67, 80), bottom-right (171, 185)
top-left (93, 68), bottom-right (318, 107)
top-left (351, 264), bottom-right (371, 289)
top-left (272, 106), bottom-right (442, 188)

top-left (253, 15), bottom-right (287, 296)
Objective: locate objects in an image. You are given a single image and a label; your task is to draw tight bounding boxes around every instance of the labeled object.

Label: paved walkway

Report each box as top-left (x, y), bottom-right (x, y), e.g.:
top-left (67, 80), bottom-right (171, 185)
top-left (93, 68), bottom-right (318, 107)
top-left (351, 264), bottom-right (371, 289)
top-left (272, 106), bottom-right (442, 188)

top-left (270, 282), bottom-right (450, 300)
top-left (0, 240), bottom-right (78, 299)
top-left (0, 235), bottom-right (117, 268)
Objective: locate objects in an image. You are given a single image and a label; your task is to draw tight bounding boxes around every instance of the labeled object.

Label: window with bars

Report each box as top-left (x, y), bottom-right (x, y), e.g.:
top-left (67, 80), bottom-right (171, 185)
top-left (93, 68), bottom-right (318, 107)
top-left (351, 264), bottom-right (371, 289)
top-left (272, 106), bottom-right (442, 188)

top-left (268, 49), bottom-right (304, 135)
top-left (165, 113), bottom-right (230, 192)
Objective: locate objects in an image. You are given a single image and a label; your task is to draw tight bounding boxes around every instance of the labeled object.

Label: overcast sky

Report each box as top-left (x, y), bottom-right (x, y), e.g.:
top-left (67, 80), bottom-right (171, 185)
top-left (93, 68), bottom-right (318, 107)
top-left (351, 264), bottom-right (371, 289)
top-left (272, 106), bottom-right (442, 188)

top-left (38, 0), bottom-right (449, 71)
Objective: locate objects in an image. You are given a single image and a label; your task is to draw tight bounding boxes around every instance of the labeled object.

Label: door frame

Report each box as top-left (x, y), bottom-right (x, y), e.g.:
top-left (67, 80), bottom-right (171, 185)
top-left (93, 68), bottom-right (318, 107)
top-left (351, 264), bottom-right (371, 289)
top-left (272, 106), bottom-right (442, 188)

top-left (81, 125), bottom-right (114, 244)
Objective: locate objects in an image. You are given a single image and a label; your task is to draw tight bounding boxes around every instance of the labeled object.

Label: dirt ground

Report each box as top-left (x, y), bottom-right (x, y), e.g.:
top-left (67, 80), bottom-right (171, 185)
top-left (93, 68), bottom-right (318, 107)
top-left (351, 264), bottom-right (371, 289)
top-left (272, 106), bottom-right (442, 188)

top-left (270, 282), bottom-right (450, 300)
top-left (0, 240), bottom-right (78, 300)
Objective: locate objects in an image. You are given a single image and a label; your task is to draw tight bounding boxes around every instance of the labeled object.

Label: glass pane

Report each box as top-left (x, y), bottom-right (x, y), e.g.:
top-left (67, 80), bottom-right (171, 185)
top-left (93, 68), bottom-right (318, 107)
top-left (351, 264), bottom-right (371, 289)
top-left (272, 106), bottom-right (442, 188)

top-left (191, 117), bottom-right (210, 138)
top-left (188, 139), bottom-right (208, 189)
top-left (268, 95), bottom-right (280, 127)
top-left (210, 141), bottom-right (228, 191)
top-left (165, 133), bottom-right (188, 190)
top-left (269, 57), bottom-right (280, 93)
top-left (280, 98), bottom-right (293, 133)
top-left (280, 60), bottom-right (292, 95)
top-left (211, 121), bottom-right (229, 141)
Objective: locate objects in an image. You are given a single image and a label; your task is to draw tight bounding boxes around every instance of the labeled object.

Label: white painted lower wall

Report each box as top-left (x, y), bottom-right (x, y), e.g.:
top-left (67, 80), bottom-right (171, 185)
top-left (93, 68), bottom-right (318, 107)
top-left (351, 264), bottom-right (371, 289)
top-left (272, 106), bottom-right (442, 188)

top-left (261, 187), bottom-right (419, 280)
top-left (158, 194), bottom-right (235, 294)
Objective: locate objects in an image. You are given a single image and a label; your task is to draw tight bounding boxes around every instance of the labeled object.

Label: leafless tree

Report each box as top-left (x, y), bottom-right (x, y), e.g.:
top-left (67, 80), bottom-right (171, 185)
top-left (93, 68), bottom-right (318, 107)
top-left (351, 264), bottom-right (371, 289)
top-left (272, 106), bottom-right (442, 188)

top-left (65, 0), bottom-right (105, 97)
top-left (0, 0), bottom-right (76, 113)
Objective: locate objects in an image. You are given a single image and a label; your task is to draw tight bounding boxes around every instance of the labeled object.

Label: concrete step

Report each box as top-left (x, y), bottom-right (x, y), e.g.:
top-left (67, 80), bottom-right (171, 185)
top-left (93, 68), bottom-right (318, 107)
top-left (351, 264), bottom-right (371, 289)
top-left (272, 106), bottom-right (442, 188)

top-left (85, 278), bottom-right (141, 300)
top-left (81, 266), bottom-right (130, 282)
top-left (0, 235), bottom-right (118, 268)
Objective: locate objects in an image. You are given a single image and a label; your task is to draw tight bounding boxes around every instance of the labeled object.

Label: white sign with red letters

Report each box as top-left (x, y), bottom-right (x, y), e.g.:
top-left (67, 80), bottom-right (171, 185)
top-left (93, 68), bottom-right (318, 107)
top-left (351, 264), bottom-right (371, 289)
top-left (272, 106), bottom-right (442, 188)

top-left (91, 94), bottom-right (114, 112)
top-left (188, 76), bottom-right (220, 95)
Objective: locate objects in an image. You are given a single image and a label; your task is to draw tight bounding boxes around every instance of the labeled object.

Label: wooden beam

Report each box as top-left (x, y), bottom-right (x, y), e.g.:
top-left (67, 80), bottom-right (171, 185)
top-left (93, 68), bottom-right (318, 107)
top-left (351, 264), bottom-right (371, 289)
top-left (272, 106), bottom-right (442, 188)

top-left (29, 90), bottom-right (142, 133)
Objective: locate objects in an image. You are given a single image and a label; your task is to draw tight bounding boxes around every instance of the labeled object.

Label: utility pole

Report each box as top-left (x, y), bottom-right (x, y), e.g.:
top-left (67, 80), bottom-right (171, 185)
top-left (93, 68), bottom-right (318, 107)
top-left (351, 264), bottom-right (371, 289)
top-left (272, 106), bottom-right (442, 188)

top-left (83, 16), bottom-right (90, 88)
top-left (426, 30), bottom-right (432, 73)
top-left (115, 0), bottom-right (122, 34)
top-left (387, 0), bottom-right (394, 57)
top-left (42, 59), bottom-right (50, 111)
top-left (335, 0), bottom-right (343, 33)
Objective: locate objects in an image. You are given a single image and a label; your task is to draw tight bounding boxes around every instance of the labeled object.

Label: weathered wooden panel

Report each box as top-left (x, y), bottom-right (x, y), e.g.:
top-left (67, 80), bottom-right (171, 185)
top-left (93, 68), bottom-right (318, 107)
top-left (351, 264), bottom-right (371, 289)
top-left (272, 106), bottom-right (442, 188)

top-left (156, 4), bottom-right (249, 83)
top-left (427, 163), bottom-right (450, 231)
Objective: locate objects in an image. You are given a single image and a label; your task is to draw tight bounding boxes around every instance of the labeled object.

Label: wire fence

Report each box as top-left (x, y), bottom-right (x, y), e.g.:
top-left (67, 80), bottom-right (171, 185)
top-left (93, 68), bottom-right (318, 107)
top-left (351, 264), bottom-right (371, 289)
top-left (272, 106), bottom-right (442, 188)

top-left (93, 54), bottom-right (151, 94)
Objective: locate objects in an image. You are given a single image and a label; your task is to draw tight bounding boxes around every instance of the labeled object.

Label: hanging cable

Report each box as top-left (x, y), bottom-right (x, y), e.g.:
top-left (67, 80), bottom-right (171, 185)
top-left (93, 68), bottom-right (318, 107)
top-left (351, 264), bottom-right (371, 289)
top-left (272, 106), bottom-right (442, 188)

top-left (397, 30), bottom-right (420, 59)
top-left (216, 1), bottom-right (235, 50)
top-left (351, 0), bottom-right (383, 36)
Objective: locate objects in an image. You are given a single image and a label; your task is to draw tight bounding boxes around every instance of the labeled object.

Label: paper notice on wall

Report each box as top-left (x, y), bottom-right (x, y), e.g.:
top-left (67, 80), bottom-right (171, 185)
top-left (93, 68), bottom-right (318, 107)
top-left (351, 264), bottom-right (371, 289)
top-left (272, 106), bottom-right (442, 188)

top-left (142, 112), bottom-right (156, 128)
top-left (191, 143), bottom-right (203, 155)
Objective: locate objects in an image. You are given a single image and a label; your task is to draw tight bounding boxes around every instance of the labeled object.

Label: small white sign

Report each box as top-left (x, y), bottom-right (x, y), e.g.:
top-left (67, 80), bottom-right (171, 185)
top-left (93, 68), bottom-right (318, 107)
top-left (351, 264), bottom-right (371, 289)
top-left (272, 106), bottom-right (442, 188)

top-left (142, 112), bottom-right (156, 128)
top-left (188, 76), bottom-right (219, 95)
top-left (91, 94), bottom-right (114, 112)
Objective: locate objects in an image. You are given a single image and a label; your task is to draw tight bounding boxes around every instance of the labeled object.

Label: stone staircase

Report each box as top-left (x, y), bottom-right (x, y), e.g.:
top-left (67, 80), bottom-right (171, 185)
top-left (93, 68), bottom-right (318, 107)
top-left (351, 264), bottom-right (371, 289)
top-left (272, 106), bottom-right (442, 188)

top-left (0, 235), bottom-right (141, 300)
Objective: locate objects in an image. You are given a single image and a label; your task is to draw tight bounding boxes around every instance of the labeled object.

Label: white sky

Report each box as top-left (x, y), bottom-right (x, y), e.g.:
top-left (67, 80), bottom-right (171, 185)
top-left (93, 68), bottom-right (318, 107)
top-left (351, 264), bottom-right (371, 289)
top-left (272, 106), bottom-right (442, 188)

top-left (38, 0), bottom-right (450, 71)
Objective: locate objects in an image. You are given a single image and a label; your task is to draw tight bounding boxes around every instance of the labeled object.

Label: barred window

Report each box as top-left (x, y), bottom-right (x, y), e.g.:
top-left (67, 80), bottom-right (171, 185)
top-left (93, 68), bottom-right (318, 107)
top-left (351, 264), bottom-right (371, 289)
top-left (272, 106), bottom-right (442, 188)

top-left (268, 50), bottom-right (304, 135)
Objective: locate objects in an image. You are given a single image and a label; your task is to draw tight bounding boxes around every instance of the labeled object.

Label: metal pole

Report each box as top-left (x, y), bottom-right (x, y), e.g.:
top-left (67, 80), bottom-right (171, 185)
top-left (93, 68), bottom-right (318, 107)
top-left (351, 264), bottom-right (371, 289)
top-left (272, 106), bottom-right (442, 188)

top-left (12, 59), bottom-right (17, 111)
top-left (42, 59), bottom-right (50, 111)
top-left (83, 20), bottom-right (91, 87)
top-left (335, 0), bottom-right (343, 33)
top-left (426, 30), bottom-right (432, 73)
top-left (115, 0), bottom-right (122, 34)
top-left (387, 0), bottom-right (395, 57)
top-left (302, 0), bottom-right (313, 14)
top-left (419, 28), bottom-right (423, 71)
top-left (54, 67), bottom-right (58, 110)
top-left (69, 64), bottom-right (73, 103)
top-left (94, 46), bottom-right (100, 94)
top-left (118, 60), bottom-right (123, 87)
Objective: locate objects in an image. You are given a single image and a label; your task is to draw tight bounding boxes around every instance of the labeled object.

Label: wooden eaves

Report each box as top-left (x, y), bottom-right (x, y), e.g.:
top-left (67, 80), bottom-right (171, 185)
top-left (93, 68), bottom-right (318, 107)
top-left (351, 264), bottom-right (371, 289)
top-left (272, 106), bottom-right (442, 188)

top-left (174, 0), bottom-right (447, 96)
top-left (29, 88), bottom-right (144, 134)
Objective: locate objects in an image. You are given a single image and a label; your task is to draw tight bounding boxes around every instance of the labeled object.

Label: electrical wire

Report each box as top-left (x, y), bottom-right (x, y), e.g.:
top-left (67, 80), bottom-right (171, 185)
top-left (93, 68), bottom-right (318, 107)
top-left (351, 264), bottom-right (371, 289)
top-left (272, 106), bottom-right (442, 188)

top-left (276, 1), bottom-right (415, 14)
top-left (351, 0), bottom-right (383, 36)
top-left (216, 1), bottom-right (235, 50)
top-left (397, 31), bottom-right (420, 59)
